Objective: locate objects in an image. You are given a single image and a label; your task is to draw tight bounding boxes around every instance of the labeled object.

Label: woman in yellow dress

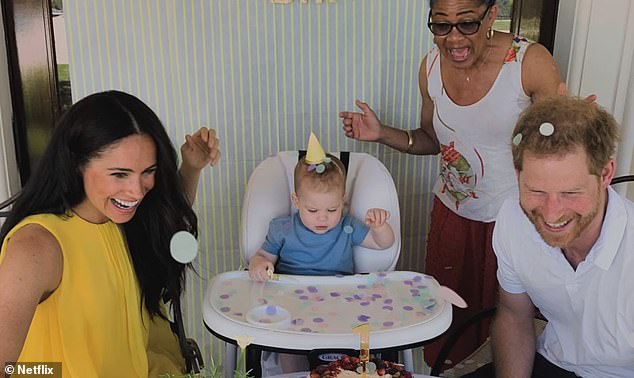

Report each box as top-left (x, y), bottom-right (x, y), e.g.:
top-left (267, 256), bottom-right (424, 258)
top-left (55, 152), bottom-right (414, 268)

top-left (0, 91), bottom-right (220, 377)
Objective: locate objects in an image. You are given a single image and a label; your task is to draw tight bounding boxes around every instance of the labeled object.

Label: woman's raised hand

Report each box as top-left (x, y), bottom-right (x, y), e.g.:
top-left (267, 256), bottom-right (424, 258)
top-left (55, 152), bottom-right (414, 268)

top-left (339, 100), bottom-right (383, 142)
top-left (181, 127), bottom-right (221, 171)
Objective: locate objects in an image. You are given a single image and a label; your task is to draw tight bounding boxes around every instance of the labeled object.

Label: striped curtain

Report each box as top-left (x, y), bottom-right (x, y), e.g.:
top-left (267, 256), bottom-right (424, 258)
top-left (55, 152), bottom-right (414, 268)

top-left (64, 0), bottom-right (438, 369)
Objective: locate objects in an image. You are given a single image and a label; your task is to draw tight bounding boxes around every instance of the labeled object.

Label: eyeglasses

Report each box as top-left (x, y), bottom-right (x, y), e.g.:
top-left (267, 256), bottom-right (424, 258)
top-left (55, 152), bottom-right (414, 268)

top-left (427, 5), bottom-right (492, 36)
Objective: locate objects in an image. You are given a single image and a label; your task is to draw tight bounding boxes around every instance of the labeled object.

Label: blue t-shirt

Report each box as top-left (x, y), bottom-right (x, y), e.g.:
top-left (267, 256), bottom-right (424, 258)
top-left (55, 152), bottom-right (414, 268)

top-left (261, 213), bottom-right (370, 275)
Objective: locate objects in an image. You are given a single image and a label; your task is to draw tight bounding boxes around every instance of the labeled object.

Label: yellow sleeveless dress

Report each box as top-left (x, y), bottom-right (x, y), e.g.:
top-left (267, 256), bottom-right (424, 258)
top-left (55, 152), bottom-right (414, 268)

top-left (0, 213), bottom-right (185, 377)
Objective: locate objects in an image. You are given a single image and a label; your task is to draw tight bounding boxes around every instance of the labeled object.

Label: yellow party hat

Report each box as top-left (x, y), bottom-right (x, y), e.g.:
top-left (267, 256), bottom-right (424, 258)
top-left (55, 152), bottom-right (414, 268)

top-left (305, 132), bottom-right (327, 164)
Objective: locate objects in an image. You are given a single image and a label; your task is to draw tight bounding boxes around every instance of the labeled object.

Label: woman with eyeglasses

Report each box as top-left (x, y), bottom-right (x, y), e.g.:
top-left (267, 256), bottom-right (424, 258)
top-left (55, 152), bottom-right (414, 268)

top-left (339, 0), bottom-right (562, 368)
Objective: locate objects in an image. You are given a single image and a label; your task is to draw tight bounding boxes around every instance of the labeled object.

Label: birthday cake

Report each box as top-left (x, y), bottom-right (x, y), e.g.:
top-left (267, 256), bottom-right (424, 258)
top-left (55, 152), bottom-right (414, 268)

top-left (309, 355), bottom-right (412, 377)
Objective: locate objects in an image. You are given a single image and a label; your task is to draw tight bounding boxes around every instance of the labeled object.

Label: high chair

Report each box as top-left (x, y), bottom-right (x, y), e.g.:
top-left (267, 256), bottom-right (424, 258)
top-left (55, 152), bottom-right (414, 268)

top-left (224, 151), bottom-right (403, 377)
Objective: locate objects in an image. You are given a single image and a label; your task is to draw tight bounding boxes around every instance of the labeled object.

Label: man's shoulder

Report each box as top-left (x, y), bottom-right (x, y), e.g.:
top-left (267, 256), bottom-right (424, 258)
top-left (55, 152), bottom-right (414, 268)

top-left (497, 197), bottom-right (523, 221)
top-left (619, 191), bottom-right (634, 214)
top-left (607, 187), bottom-right (634, 224)
top-left (494, 198), bottom-right (535, 247)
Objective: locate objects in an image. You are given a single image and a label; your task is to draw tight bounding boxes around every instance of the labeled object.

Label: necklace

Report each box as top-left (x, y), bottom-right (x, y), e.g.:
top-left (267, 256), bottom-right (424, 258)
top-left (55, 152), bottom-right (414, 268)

top-left (464, 43), bottom-right (492, 85)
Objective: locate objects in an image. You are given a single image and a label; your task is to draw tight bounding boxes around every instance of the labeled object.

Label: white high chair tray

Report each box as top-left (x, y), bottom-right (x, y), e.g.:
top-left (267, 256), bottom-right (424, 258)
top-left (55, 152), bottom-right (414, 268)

top-left (203, 271), bottom-right (452, 351)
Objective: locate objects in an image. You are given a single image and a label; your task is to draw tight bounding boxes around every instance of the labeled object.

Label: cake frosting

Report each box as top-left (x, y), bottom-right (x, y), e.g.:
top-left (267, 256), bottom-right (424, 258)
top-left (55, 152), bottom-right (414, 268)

top-left (309, 356), bottom-right (412, 378)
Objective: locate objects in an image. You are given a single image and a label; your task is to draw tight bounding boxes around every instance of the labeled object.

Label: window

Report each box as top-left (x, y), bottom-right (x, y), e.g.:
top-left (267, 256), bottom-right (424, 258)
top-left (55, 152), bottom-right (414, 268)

top-left (494, 0), bottom-right (513, 33)
top-left (510, 0), bottom-right (559, 52)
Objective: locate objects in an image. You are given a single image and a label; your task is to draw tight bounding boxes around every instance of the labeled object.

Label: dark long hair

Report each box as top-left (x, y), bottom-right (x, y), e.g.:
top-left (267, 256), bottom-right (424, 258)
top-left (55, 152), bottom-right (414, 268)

top-left (429, 0), bottom-right (496, 6)
top-left (0, 90), bottom-right (197, 318)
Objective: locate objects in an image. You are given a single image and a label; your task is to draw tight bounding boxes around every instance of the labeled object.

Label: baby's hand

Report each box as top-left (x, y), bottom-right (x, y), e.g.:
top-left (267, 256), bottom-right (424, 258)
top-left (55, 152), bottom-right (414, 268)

top-left (365, 208), bottom-right (390, 228)
top-left (248, 259), bottom-right (274, 282)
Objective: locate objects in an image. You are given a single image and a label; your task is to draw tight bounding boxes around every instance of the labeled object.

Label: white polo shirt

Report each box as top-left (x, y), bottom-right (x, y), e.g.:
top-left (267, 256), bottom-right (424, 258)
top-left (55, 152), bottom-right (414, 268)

top-left (494, 186), bottom-right (634, 377)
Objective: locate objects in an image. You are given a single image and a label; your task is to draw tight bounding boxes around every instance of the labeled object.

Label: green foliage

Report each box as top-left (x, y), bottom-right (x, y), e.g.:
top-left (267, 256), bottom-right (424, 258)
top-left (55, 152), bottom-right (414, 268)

top-left (233, 369), bottom-right (254, 378)
top-left (51, 0), bottom-right (64, 11)
top-left (159, 366), bottom-right (221, 378)
top-left (496, 0), bottom-right (513, 19)
top-left (57, 64), bottom-right (70, 82)
top-left (499, 0), bottom-right (512, 11)
top-left (159, 356), bottom-right (253, 378)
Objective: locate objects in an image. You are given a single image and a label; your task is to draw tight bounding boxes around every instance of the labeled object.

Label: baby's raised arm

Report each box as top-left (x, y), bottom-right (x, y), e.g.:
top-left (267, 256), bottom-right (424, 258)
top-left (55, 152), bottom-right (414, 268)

top-left (247, 249), bottom-right (278, 282)
top-left (361, 208), bottom-right (395, 250)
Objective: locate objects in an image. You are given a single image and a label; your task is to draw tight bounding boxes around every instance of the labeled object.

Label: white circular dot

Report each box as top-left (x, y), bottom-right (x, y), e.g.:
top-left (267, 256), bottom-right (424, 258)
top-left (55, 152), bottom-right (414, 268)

top-left (539, 122), bottom-right (555, 136)
top-left (170, 231), bottom-right (198, 263)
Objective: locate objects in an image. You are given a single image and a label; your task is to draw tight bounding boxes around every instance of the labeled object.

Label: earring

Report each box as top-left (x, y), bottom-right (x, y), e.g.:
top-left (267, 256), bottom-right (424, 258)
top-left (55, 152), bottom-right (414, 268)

top-left (486, 27), bottom-right (494, 40)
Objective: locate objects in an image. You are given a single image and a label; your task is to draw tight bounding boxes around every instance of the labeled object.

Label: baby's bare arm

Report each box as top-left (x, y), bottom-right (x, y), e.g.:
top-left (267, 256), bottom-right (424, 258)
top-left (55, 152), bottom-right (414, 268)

top-left (361, 208), bottom-right (395, 250)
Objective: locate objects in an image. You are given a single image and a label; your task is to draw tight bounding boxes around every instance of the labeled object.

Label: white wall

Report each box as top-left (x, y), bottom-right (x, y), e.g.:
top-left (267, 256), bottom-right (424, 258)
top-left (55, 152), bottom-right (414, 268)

top-left (0, 7), bottom-right (21, 204)
top-left (555, 0), bottom-right (634, 198)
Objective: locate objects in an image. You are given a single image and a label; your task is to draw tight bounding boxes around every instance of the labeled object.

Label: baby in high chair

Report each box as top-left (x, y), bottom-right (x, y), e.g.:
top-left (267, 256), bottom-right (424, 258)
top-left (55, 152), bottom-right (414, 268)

top-left (247, 133), bottom-right (396, 374)
top-left (248, 132), bottom-right (395, 282)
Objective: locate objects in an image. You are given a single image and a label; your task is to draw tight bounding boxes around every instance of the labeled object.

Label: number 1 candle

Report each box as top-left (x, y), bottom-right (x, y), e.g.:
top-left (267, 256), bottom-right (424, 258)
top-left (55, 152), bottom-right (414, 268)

top-left (352, 323), bottom-right (369, 377)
